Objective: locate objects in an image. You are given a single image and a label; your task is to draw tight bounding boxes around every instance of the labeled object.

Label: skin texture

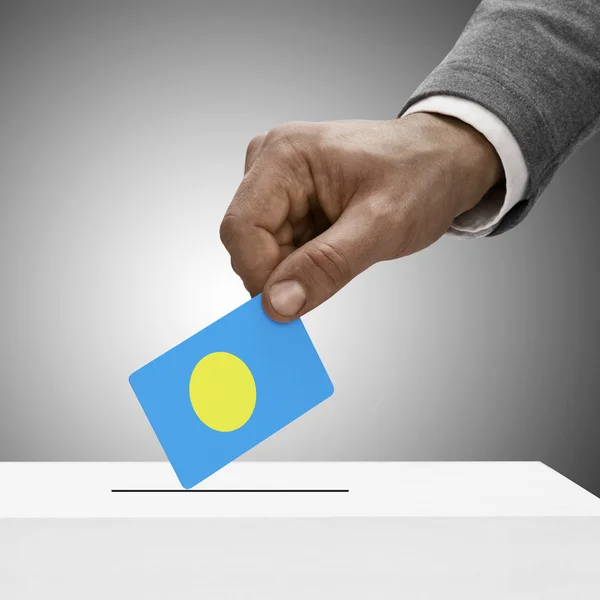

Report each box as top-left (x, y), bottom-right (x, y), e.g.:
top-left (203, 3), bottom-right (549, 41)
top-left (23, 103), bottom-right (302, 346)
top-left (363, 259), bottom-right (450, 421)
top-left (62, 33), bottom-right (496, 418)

top-left (220, 113), bottom-right (503, 322)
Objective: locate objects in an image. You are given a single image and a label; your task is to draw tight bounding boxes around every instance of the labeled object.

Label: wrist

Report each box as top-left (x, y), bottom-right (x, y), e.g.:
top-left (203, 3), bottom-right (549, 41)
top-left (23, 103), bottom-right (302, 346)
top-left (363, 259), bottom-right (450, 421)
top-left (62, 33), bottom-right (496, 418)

top-left (402, 112), bottom-right (504, 217)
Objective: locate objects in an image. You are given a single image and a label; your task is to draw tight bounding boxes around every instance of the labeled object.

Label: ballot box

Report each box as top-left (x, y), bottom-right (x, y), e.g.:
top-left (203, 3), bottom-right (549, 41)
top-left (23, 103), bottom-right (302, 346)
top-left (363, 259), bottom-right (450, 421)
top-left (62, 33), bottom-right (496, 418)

top-left (1, 462), bottom-right (599, 598)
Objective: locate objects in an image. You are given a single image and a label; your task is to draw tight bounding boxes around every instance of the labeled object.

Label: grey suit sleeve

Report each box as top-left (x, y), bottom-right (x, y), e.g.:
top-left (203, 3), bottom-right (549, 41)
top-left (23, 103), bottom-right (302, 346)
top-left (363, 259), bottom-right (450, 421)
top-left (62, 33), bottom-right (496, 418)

top-left (399, 0), bottom-right (600, 235)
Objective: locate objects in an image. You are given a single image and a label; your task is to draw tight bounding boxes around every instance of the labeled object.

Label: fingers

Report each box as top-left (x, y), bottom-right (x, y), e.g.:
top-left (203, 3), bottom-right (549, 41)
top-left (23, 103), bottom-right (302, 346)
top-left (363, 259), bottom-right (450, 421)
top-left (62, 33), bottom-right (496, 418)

top-left (261, 201), bottom-right (387, 321)
top-left (222, 124), bottom-right (319, 296)
top-left (219, 203), bottom-right (282, 297)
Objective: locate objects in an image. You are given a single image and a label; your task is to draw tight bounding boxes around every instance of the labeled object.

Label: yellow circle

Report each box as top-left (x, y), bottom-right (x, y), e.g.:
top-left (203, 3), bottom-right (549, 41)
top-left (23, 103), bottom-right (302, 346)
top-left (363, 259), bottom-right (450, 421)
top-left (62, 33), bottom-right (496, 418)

top-left (189, 352), bottom-right (256, 432)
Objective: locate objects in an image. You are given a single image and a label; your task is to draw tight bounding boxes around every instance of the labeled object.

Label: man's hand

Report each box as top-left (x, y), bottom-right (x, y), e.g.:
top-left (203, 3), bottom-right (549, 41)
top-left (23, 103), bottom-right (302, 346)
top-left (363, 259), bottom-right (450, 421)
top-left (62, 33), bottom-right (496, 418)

top-left (220, 114), bottom-right (503, 322)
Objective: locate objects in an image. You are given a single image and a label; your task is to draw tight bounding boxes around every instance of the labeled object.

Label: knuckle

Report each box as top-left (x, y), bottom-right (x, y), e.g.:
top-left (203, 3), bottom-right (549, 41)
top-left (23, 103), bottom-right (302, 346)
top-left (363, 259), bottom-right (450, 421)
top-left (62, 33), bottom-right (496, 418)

top-left (264, 124), bottom-right (288, 146)
top-left (264, 122), bottom-right (311, 156)
top-left (245, 133), bottom-right (266, 164)
top-left (261, 125), bottom-right (309, 174)
top-left (302, 240), bottom-right (352, 285)
top-left (266, 122), bottom-right (301, 143)
top-left (219, 213), bottom-right (241, 249)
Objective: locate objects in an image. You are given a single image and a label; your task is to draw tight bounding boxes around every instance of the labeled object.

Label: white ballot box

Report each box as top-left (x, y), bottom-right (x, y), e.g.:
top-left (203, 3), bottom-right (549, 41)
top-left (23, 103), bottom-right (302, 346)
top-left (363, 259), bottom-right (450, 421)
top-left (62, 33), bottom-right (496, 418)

top-left (1, 462), bottom-right (599, 598)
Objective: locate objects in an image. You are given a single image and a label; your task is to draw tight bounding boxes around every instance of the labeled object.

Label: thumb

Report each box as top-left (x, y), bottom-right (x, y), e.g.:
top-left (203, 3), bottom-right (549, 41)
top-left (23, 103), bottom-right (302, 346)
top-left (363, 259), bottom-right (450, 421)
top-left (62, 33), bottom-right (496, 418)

top-left (262, 203), bottom-right (383, 321)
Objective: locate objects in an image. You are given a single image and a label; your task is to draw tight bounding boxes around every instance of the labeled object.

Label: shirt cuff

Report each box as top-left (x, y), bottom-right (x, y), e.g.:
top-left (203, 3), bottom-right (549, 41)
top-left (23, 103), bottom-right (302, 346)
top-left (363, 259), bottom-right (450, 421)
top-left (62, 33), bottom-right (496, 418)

top-left (402, 95), bottom-right (529, 238)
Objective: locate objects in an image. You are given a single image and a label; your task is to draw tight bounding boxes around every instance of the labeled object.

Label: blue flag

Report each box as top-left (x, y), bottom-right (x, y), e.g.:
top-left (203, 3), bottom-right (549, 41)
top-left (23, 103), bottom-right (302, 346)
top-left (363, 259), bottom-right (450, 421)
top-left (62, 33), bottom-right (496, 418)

top-left (129, 294), bottom-right (334, 488)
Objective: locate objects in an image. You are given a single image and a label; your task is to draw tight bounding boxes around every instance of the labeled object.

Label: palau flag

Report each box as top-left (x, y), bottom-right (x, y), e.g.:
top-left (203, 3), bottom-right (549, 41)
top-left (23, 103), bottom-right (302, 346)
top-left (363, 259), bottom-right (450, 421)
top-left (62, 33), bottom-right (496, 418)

top-left (129, 294), bottom-right (334, 489)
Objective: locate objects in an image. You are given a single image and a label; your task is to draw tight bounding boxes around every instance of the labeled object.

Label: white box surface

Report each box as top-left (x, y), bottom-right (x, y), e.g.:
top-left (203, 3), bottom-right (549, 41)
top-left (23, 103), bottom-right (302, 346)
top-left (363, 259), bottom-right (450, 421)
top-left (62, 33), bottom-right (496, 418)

top-left (1, 461), bottom-right (599, 518)
top-left (1, 462), bottom-right (599, 599)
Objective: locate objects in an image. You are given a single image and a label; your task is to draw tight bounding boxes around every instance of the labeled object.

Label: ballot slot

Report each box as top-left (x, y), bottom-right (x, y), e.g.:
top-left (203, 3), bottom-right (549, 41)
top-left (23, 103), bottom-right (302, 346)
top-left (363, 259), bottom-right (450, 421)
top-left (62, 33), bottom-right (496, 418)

top-left (2, 461), bottom-right (600, 519)
top-left (110, 488), bottom-right (350, 493)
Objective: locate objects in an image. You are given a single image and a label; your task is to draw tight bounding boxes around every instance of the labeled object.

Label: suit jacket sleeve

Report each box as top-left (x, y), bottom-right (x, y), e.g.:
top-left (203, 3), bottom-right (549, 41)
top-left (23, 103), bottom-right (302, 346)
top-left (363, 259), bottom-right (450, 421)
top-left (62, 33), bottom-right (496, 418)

top-left (399, 0), bottom-right (600, 235)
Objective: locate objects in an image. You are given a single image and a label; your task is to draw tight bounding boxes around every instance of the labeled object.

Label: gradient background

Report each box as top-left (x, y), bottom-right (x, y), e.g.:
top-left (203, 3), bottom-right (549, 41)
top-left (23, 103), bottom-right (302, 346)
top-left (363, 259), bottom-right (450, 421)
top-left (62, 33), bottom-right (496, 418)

top-left (1, 0), bottom-right (599, 496)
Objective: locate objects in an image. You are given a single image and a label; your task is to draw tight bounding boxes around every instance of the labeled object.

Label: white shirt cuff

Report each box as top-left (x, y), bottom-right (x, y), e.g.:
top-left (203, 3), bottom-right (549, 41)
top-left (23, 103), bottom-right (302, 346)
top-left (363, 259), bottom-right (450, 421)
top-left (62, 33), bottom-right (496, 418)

top-left (402, 96), bottom-right (529, 238)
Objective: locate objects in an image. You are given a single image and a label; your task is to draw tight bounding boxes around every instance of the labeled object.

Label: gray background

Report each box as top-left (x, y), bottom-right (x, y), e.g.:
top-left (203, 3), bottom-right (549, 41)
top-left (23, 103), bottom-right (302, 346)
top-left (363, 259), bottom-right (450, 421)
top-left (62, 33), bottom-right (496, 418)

top-left (1, 0), bottom-right (599, 496)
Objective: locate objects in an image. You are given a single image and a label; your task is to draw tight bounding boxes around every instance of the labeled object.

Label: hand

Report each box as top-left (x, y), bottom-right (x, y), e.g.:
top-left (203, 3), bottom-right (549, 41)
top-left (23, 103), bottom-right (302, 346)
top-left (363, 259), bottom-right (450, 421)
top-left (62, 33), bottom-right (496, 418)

top-left (220, 114), bottom-right (503, 322)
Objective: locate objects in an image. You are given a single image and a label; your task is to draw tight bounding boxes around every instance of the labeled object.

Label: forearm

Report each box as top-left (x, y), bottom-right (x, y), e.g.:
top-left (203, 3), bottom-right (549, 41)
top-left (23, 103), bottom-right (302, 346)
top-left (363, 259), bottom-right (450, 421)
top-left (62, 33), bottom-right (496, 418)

top-left (400, 0), bottom-right (600, 235)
